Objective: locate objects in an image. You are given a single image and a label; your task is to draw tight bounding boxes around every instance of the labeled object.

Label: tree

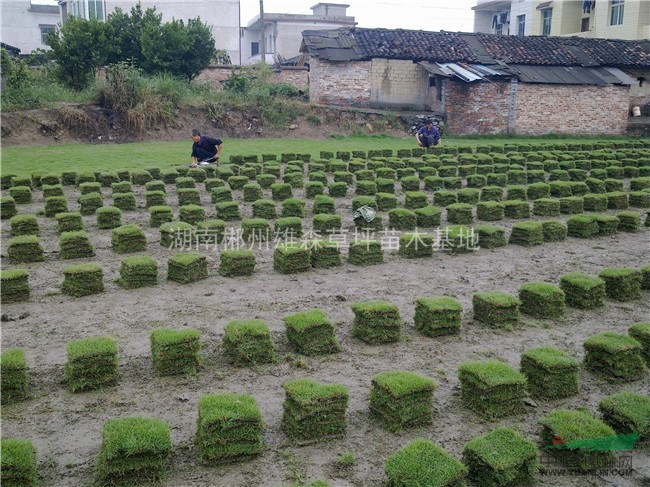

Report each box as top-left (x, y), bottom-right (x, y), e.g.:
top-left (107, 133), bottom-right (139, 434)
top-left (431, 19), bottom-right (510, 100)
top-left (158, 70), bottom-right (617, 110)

top-left (46, 17), bottom-right (110, 89)
top-left (105, 5), bottom-right (162, 66)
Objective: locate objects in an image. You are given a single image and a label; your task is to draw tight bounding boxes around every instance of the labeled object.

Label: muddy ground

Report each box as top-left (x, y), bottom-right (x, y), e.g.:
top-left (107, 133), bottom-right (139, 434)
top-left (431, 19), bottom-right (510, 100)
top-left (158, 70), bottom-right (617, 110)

top-left (1, 180), bottom-right (649, 487)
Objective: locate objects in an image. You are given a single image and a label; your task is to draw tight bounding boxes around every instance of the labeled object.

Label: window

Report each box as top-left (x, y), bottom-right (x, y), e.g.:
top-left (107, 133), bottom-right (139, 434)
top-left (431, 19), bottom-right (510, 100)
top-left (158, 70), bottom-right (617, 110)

top-left (610, 0), bottom-right (624, 26)
top-left (88, 0), bottom-right (104, 20)
top-left (40, 25), bottom-right (56, 44)
top-left (541, 9), bottom-right (552, 36)
top-left (495, 23), bottom-right (503, 35)
top-left (517, 14), bottom-right (526, 36)
top-left (581, 17), bottom-right (590, 31)
top-left (251, 42), bottom-right (259, 56)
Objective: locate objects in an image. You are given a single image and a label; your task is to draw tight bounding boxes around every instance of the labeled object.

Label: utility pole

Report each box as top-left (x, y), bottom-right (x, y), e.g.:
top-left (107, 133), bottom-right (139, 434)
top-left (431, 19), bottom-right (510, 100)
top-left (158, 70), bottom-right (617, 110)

top-left (259, 0), bottom-right (266, 63)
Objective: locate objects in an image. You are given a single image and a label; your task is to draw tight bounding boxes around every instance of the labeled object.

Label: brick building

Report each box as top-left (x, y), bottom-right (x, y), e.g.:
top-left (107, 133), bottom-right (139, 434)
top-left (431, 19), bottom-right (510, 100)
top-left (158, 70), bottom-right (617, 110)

top-left (300, 28), bottom-right (650, 135)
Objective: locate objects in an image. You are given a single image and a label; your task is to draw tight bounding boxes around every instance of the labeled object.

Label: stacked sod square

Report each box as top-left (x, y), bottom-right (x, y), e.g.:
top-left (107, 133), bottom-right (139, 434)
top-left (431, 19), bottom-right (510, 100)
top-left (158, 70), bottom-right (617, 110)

top-left (538, 410), bottom-right (615, 471)
top-left (283, 309), bottom-right (340, 355)
top-left (472, 291), bottom-right (520, 329)
top-left (7, 236), bottom-right (44, 263)
top-left (414, 296), bottom-right (462, 336)
top-left (598, 391), bottom-right (650, 442)
top-left (1, 348), bottom-right (29, 404)
top-left (282, 379), bottom-right (348, 444)
top-left (97, 206), bottom-right (122, 229)
top-left (150, 328), bottom-right (201, 376)
top-left (66, 336), bottom-right (118, 392)
top-left (0, 269), bottom-right (30, 304)
top-left (309, 240), bottom-right (341, 268)
top-left (119, 256), bottom-right (157, 289)
top-left (369, 371), bottom-right (436, 432)
top-left (1, 438), bottom-right (38, 487)
top-left (567, 215), bottom-right (599, 238)
top-left (509, 222), bottom-right (543, 246)
top-left (462, 428), bottom-right (539, 486)
top-left (641, 265), bottom-right (650, 290)
top-left (398, 232), bottom-right (434, 258)
top-left (629, 322), bottom-right (650, 365)
top-left (219, 249), bottom-right (256, 277)
top-left (475, 224), bottom-right (507, 248)
top-left (167, 253), bottom-right (208, 284)
top-left (520, 347), bottom-right (579, 399)
top-left (598, 268), bottom-right (642, 301)
top-left (223, 320), bottom-right (277, 365)
top-left (10, 215), bottom-right (39, 236)
top-left (384, 439), bottom-right (467, 487)
top-left (274, 242), bottom-right (311, 274)
top-left (458, 360), bottom-right (527, 419)
top-left (518, 282), bottom-right (565, 319)
top-left (583, 332), bottom-right (644, 381)
top-left (559, 273), bottom-right (605, 309)
top-left (348, 240), bottom-right (383, 266)
top-left (196, 393), bottom-right (264, 465)
top-left (541, 220), bottom-right (568, 242)
top-left (351, 300), bottom-right (402, 344)
top-left (60, 231), bottom-right (95, 259)
top-left (111, 224), bottom-right (147, 253)
top-left (56, 212), bottom-right (83, 233)
top-left (95, 417), bottom-right (172, 485)
top-left (62, 263), bottom-right (104, 297)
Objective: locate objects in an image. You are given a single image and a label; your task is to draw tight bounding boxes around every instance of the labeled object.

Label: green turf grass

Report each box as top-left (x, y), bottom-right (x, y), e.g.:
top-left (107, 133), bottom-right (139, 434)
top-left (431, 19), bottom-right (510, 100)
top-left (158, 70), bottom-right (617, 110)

top-left (223, 320), bottom-right (277, 365)
top-left (150, 328), bottom-right (201, 376)
top-left (414, 297), bottom-right (462, 336)
top-left (598, 391), bottom-right (650, 442)
top-left (111, 224), bottom-right (147, 254)
top-left (628, 322), bottom-right (650, 365)
top-left (472, 291), bottom-right (520, 329)
top-left (66, 336), bottom-right (118, 392)
top-left (351, 300), bottom-right (402, 344)
top-left (1, 438), bottom-right (38, 487)
top-left (1, 348), bottom-right (29, 404)
top-left (520, 347), bottom-right (579, 399)
top-left (598, 268), bottom-right (642, 301)
top-left (119, 256), bottom-right (158, 289)
top-left (7, 235), bottom-right (44, 264)
top-left (0, 269), bottom-right (30, 305)
top-left (167, 252), bottom-right (208, 284)
top-left (283, 309), bottom-right (341, 355)
top-left (559, 273), bottom-right (605, 309)
top-left (60, 230), bottom-right (95, 259)
top-left (583, 332), bottom-right (644, 381)
top-left (518, 282), bottom-right (565, 319)
top-left (61, 263), bottom-right (104, 297)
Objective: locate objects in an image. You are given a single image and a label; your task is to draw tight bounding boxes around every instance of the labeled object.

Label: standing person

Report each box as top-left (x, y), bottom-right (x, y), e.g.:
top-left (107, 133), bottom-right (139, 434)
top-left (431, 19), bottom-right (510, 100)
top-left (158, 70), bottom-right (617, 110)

top-left (190, 129), bottom-right (223, 167)
top-left (415, 121), bottom-right (442, 148)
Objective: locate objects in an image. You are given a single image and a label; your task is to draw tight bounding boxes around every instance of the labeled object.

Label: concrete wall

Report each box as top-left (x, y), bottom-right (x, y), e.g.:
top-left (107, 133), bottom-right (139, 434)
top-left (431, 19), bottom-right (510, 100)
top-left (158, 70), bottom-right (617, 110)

top-left (309, 58), bottom-right (371, 107)
top-left (566, 0), bottom-right (650, 40)
top-left (370, 59), bottom-right (432, 109)
top-left (1, 1), bottom-right (59, 54)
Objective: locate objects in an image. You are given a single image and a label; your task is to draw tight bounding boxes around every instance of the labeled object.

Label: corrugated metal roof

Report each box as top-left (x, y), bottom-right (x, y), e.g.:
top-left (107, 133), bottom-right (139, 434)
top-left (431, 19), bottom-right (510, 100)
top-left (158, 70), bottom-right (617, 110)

top-left (510, 64), bottom-right (634, 85)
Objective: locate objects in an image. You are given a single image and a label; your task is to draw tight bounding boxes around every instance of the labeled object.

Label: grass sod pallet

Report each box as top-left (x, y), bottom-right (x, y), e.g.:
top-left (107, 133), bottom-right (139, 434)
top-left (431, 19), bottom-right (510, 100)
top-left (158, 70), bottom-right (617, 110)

top-left (414, 206), bottom-right (442, 228)
top-left (414, 296), bottom-right (462, 336)
top-left (518, 282), bottom-right (565, 319)
top-left (60, 231), bottom-right (95, 259)
top-left (567, 214), bottom-right (599, 238)
top-left (223, 320), bottom-right (277, 365)
top-left (96, 206), bottom-right (123, 229)
top-left (241, 218), bottom-right (272, 242)
top-left (179, 205), bottom-right (206, 225)
top-left (532, 198), bottom-right (560, 217)
top-left (78, 192), bottom-right (103, 215)
top-left (119, 256), bottom-right (158, 289)
top-left (112, 192), bottom-right (137, 211)
top-left (520, 347), bottom-right (579, 399)
top-left (94, 417), bottom-right (172, 486)
top-left (458, 360), bottom-right (527, 420)
top-left (559, 273), bottom-right (605, 309)
top-left (283, 309), bottom-right (341, 355)
top-left (384, 439), bottom-right (467, 487)
top-left (55, 212), bottom-right (83, 233)
top-left (351, 300), bottom-right (402, 344)
top-left (219, 249), bottom-right (256, 277)
top-left (61, 263), bottom-right (104, 297)
top-left (274, 217), bottom-right (303, 238)
top-left (508, 221), bottom-right (544, 246)
top-left (149, 206), bottom-right (174, 228)
top-left (348, 240), bottom-right (383, 266)
top-left (1, 438), bottom-right (38, 487)
top-left (370, 371), bottom-right (436, 432)
top-left (0, 269), bottom-right (30, 304)
top-left (503, 200), bottom-right (530, 219)
top-left (66, 336), bottom-right (118, 392)
top-left (472, 291), bottom-right (520, 329)
top-left (598, 391), bottom-right (650, 442)
top-left (398, 232), bottom-right (434, 258)
top-left (475, 224), bottom-right (507, 248)
top-left (309, 240), bottom-right (342, 268)
top-left (629, 322), bottom-right (650, 365)
top-left (598, 268), bottom-right (642, 301)
top-left (617, 211), bottom-right (641, 232)
top-left (150, 328), bottom-right (201, 376)
top-left (196, 393), bottom-right (264, 465)
top-left (159, 221), bottom-right (194, 248)
top-left (538, 410), bottom-right (615, 471)
top-left (9, 186), bottom-right (32, 204)
top-left (1, 196), bottom-right (17, 219)
top-left (583, 332), bottom-right (644, 382)
top-left (7, 235), bottom-right (44, 264)
top-left (111, 224), bottom-right (147, 254)
top-left (44, 196), bottom-right (68, 217)
top-left (252, 199), bottom-right (277, 219)
top-left (167, 252), bottom-right (208, 284)
top-left (593, 215), bottom-right (619, 235)
top-left (274, 242), bottom-right (311, 274)
top-left (1, 348), bottom-right (29, 404)
top-left (282, 379), bottom-right (348, 444)
top-left (476, 201), bottom-right (504, 221)
top-left (462, 427), bottom-right (539, 486)
top-left (312, 214), bottom-right (342, 234)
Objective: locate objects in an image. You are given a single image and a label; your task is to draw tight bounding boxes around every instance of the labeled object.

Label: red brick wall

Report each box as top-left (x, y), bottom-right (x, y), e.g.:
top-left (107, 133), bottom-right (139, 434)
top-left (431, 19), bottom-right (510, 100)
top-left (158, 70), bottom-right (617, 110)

top-left (309, 58), bottom-right (372, 107)
top-left (515, 83), bottom-right (629, 135)
top-left (444, 80), bottom-right (512, 135)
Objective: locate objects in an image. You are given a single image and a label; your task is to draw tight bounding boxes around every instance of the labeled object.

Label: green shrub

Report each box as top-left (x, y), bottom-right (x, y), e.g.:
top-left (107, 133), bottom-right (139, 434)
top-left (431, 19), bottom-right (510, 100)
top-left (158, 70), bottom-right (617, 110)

top-left (560, 273), bottom-right (605, 309)
top-left (223, 319), bottom-right (277, 365)
top-left (509, 221), bottom-right (543, 246)
top-left (538, 410), bottom-right (615, 471)
top-left (473, 291), bottom-right (520, 329)
top-left (414, 296), bottom-right (462, 336)
top-left (119, 256), bottom-right (157, 289)
top-left (458, 360), bottom-right (527, 419)
top-left (370, 371), bottom-right (436, 432)
top-left (196, 393), bottom-right (264, 465)
top-left (66, 336), bottom-right (118, 392)
top-left (518, 282), bottom-right (565, 319)
top-left (599, 268), bottom-right (642, 301)
top-left (167, 252), bottom-right (208, 284)
top-left (95, 417), bottom-right (171, 485)
top-left (283, 309), bottom-right (341, 355)
top-left (584, 332), bottom-right (644, 381)
top-left (219, 249), bottom-right (255, 277)
top-left (520, 347), bottom-right (578, 399)
top-left (1, 438), bottom-right (37, 486)
top-left (463, 427), bottom-right (538, 486)
top-left (282, 379), bottom-right (348, 444)
top-left (351, 300), bottom-right (402, 344)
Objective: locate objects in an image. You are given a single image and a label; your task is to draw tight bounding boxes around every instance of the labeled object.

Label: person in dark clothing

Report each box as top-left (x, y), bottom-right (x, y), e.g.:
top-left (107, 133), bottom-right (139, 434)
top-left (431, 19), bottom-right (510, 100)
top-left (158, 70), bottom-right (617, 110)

top-left (190, 129), bottom-right (223, 167)
top-left (415, 121), bottom-right (442, 148)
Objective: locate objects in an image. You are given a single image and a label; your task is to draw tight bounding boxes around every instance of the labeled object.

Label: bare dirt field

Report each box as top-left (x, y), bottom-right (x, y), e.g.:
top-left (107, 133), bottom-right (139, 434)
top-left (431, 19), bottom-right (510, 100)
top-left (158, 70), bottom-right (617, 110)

top-left (1, 180), bottom-right (649, 487)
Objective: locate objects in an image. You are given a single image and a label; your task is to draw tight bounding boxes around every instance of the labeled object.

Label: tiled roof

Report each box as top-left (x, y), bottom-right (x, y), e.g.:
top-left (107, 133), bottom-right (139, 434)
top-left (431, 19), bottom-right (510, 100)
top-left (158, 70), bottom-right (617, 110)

top-left (301, 27), bottom-right (650, 68)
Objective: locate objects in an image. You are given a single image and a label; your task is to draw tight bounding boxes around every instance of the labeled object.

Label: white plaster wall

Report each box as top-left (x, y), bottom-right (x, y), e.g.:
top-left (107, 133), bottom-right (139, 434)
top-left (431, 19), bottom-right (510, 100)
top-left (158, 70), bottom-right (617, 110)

top-left (1, 0), bottom-right (59, 54)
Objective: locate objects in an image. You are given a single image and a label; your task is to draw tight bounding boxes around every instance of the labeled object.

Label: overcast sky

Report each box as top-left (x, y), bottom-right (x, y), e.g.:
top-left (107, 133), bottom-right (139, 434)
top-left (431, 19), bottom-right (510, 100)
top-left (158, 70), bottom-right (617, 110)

top-left (35, 0), bottom-right (477, 32)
